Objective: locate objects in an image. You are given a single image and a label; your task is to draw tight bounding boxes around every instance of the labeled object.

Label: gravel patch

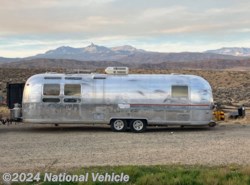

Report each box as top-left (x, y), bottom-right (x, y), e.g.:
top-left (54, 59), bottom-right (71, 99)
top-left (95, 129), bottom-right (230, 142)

top-left (0, 123), bottom-right (250, 172)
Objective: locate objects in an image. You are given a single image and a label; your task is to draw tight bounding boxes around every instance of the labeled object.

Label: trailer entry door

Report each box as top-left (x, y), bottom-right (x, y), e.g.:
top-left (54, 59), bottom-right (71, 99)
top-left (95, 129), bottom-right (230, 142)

top-left (170, 85), bottom-right (191, 122)
top-left (7, 83), bottom-right (25, 109)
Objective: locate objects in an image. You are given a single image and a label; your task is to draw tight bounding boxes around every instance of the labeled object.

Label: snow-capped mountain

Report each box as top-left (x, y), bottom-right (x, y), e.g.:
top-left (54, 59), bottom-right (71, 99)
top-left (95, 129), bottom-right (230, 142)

top-left (111, 45), bottom-right (145, 54)
top-left (205, 47), bottom-right (250, 56)
top-left (45, 46), bottom-right (82, 55)
top-left (31, 43), bottom-right (144, 61)
top-left (84, 43), bottom-right (112, 53)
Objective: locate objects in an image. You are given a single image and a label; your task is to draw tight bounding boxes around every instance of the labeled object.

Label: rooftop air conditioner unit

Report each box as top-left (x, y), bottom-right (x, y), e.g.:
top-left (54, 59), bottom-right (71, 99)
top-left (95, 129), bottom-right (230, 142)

top-left (105, 67), bottom-right (129, 75)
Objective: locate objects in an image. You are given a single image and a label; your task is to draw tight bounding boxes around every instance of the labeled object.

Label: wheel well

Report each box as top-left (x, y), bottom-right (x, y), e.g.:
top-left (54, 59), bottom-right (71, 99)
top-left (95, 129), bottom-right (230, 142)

top-left (128, 119), bottom-right (148, 127)
top-left (134, 119), bottom-right (147, 124)
top-left (109, 118), bottom-right (128, 125)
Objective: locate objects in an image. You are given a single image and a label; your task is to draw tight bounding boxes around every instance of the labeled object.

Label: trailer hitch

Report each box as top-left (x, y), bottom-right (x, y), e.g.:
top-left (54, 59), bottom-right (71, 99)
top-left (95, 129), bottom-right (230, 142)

top-left (0, 118), bottom-right (18, 125)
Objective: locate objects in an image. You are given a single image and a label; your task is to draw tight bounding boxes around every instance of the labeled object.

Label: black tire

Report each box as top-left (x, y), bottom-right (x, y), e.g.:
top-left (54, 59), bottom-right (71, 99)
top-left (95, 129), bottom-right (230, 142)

top-left (208, 121), bottom-right (216, 127)
top-left (111, 119), bottom-right (127, 132)
top-left (130, 119), bottom-right (147, 133)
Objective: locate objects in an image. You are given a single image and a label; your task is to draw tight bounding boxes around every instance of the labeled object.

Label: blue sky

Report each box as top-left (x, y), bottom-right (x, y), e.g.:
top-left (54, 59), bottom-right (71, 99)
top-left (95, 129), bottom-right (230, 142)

top-left (0, 0), bottom-right (250, 57)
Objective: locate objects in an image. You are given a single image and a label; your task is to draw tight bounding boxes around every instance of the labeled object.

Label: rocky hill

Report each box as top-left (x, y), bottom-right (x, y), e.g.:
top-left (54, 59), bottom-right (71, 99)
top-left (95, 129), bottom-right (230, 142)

top-left (0, 58), bottom-right (126, 69)
top-left (1, 57), bottom-right (250, 70)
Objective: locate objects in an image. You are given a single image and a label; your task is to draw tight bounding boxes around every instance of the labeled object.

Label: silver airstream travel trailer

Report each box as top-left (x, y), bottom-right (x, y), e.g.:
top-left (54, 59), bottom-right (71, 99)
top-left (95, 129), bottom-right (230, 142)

top-left (12, 67), bottom-right (215, 132)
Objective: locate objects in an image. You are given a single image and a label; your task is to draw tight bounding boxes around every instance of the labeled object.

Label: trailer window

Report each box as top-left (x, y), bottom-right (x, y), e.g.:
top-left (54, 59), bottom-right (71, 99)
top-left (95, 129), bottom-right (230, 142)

top-left (172, 86), bottom-right (188, 98)
top-left (43, 84), bottom-right (60, 96)
top-left (64, 84), bottom-right (81, 96)
top-left (64, 98), bottom-right (81, 103)
top-left (42, 98), bottom-right (60, 103)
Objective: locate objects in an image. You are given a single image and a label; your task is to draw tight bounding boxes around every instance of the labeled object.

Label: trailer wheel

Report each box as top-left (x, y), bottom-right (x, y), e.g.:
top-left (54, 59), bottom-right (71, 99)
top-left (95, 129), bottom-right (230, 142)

top-left (111, 119), bottom-right (127, 132)
top-left (130, 119), bottom-right (147, 133)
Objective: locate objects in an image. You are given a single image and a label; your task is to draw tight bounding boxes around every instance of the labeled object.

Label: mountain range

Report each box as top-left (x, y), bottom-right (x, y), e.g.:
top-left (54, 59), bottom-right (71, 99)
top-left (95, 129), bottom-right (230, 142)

top-left (29, 44), bottom-right (250, 62)
top-left (0, 57), bottom-right (20, 63)
top-left (30, 43), bottom-right (146, 62)
top-left (205, 47), bottom-right (250, 56)
top-left (0, 44), bottom-right (250, 70)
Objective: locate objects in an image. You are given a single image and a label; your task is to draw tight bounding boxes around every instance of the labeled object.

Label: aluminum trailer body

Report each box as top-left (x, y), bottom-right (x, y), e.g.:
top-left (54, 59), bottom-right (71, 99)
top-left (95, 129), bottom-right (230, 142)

top-left (19, 71), bottom-right (214, 131)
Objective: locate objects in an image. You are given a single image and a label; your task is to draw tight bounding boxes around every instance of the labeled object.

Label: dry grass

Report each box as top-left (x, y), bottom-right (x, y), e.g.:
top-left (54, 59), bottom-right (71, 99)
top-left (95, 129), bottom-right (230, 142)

top-left (0, 106), bottom-right (9, 118)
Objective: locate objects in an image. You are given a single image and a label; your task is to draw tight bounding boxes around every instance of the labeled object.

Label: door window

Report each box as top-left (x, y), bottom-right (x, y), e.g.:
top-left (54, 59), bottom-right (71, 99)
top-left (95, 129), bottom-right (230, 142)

top-left (172, 85), bottom-right (188, 98)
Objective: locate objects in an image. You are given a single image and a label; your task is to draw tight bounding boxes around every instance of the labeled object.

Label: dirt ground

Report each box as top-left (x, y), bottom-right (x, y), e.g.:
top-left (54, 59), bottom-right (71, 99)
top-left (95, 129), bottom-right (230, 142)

top-left (0, 122), bottom-right (250, 173)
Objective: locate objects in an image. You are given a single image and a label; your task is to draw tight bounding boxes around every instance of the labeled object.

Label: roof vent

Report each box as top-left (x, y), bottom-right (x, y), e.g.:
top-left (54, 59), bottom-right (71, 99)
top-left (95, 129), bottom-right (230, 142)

top-left (105, 67), bottom-right (129, 75)
top-left (66, 69), bottom-right (96, 74)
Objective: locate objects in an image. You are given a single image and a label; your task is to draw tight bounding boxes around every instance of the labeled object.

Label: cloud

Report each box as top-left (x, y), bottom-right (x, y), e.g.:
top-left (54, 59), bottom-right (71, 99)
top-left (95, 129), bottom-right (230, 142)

top-left (0, 0), bottom-right (250, 57)
top-left (0, 0), bottom-right (116, 9)
top-left (0, 0), bottom-right (122, 35)
top-left (1, 0), bottom-right (249, 36)
top-left (235, 28), bottom-right (250, 33)
top-left (140, 6), bottom-right (187, 20)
